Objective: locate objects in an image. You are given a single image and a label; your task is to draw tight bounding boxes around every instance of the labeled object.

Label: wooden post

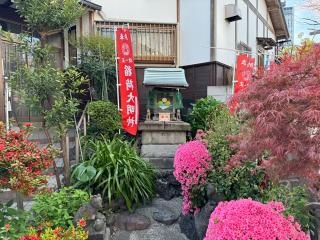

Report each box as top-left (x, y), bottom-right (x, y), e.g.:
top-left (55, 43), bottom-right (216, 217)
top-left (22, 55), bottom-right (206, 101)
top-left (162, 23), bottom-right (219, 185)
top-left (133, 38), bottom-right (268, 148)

top-left (83, 115), bottom-right (87, 136)
top-left (0, 40), bottom-right (5, 122)
top-left (65, 133), bottom-right (70, 185)
top-left (66, 133), bottom-right (70, 163)
top-left (16, 192), bottom-right (24, 210)
top-left (75, 135), bottom-right (79, 164)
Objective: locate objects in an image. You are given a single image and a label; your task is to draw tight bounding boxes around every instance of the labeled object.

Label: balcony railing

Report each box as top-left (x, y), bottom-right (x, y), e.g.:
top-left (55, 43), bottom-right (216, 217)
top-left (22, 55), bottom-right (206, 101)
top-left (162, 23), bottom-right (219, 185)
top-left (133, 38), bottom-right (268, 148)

top-left (96, 21), bottom-right (177, 65)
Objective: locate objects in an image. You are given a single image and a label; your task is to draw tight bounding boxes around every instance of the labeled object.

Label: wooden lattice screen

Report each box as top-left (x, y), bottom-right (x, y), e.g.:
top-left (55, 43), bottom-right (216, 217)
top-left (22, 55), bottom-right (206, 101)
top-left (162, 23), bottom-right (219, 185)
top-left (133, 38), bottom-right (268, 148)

top-left (96, 21), bottom-right (177, 65)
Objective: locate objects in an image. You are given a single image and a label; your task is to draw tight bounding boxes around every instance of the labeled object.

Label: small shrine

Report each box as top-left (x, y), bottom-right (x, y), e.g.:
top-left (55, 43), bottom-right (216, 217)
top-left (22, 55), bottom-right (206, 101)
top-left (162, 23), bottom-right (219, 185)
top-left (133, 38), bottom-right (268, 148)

top-left (139, 68), bottom-right (191, 169)
top-left (144, 68), bottom-right (188, 122)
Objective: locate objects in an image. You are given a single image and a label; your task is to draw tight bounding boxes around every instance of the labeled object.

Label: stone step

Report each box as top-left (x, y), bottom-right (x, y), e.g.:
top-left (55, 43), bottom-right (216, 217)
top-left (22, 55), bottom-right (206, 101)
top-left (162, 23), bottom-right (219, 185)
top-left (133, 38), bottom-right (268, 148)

top-left (0, 190), bottom-right (33, 204)
top-left (28, 130), bottom-right (77, 144)
top-left (146, 157), bottom-right (174, 170)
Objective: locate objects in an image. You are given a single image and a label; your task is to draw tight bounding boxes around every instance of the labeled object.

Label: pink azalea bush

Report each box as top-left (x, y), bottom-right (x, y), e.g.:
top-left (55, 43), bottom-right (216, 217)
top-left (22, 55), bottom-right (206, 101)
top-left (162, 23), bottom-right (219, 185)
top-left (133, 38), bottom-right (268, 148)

top-left (173, 140), bottom-right (212, 215)
top-left (204, 199), bottom-right (310, 240)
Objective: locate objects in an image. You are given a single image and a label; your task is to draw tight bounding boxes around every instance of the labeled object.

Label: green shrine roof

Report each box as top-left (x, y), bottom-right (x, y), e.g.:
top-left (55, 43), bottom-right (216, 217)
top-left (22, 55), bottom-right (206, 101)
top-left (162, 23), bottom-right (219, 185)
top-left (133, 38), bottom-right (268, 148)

top-left (143, 68), bottom-right (189, 88)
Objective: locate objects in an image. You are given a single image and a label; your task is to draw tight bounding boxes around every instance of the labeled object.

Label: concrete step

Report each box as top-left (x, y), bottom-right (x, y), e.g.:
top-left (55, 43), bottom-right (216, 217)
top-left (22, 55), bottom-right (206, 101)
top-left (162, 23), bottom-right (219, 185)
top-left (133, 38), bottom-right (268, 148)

top-left (0, 190), bottom-right (33, 204)
top-left (28, 130), bottom-right (76, 144)
top-left (11, 125), bottom-right (77, 144)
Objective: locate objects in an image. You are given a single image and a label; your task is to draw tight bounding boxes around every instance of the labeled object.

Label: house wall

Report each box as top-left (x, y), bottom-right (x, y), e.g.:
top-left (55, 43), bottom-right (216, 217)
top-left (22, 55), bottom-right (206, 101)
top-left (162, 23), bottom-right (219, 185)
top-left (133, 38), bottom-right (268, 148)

top-left (179, 0), bottom-right (278, 68)
top-left (92, 0), bottom-right (177, 24)
top-left (179, 0), bottom-right (280, 105)
top-left (214, 0), bottom-right (277, 67)
top-left (179, 0), bottom-right (211, 66)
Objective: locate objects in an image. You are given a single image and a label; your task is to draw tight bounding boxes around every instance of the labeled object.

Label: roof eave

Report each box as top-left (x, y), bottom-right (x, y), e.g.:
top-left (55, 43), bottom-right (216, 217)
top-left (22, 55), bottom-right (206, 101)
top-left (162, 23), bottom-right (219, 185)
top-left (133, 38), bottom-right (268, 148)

top-left (265, 0), bottom-right (290, 41)
top-left (80, 0), bottom-right (102, 11)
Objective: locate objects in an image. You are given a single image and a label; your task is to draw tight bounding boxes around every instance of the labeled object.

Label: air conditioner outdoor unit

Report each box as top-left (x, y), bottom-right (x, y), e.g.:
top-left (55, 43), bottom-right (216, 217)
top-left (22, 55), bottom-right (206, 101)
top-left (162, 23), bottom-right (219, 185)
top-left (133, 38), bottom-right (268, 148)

top-left (225, 4), bottom-right (242, 22)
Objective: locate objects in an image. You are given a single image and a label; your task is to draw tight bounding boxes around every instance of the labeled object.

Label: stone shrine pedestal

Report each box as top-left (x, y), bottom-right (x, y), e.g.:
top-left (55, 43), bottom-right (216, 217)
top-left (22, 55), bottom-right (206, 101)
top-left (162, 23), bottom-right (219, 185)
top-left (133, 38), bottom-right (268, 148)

top-left (139, 121), bottom-right (190, 169)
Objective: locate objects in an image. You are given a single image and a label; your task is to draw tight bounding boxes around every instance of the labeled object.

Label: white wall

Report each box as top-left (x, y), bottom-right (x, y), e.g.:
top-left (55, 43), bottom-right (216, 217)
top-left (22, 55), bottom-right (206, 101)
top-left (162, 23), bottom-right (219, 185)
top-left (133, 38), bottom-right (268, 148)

top-left (214, 0), bottom-right (236, 67)
top-left (214, 0), bottom-right (277, 67)
top-left (179, 0), bottom-right (211, 66)
top-left (92, 0), bottom-right (177, 23)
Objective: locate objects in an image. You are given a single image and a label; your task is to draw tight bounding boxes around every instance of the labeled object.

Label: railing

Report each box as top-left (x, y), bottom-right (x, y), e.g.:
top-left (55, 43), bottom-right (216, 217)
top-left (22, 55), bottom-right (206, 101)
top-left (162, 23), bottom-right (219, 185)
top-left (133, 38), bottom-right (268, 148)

top-left (96, 21), bottom-right (177, 64)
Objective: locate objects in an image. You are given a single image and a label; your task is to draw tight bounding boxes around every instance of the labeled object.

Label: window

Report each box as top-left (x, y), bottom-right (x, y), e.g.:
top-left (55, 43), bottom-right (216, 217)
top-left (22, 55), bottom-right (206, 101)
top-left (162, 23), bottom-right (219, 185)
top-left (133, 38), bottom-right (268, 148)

top-left (96, 22), bottom-right (177, 64)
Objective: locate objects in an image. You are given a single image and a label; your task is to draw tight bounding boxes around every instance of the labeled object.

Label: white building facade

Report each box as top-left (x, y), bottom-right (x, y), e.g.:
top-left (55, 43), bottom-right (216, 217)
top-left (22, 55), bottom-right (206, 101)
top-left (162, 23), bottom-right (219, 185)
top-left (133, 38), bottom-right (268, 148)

top-left (64, 0), bottom-right (288, 113)
top-left (179, 0), bottom-right (288, 102)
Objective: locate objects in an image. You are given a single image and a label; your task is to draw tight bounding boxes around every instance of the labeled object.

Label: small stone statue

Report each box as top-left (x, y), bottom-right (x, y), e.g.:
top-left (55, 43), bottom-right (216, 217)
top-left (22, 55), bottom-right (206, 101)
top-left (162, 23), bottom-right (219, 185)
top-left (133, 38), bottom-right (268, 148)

top-left (176, 109), bottom-right (181, 121)
top-left (74, 194), bottom-right (108, 240)
top-left (146, 108), bottom-right (151, 121)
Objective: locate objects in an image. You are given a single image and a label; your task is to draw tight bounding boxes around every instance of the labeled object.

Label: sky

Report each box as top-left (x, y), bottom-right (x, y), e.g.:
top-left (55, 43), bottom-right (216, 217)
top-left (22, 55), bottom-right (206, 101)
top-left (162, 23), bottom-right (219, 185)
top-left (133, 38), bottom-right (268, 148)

top-left (285, 0), bottom-right (320, 44)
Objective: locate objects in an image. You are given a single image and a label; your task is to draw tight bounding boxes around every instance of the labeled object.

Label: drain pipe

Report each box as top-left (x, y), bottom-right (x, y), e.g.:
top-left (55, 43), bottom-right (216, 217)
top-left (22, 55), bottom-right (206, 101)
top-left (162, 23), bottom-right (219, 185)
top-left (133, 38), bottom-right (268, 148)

top-left (210, 0), bottom-right (217, 62)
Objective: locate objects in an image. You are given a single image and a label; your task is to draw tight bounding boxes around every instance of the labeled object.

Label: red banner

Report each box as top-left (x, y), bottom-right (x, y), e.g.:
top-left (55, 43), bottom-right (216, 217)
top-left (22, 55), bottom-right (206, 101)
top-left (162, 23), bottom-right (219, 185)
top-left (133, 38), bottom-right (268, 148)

top-left (229, 54), bottom-right (255, 113)
top-left (116, 28), bottom-right (139, 135)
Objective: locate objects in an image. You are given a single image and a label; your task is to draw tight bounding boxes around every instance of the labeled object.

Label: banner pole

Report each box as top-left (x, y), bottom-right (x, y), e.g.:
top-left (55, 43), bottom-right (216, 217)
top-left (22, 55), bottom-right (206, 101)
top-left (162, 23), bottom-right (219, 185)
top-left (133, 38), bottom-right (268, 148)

top-left (114, 26), bottom-right (120, 112)
top-left (231, 52), bottom-right (238, 95)
top-left (114, 27), bottom-right (121, 134)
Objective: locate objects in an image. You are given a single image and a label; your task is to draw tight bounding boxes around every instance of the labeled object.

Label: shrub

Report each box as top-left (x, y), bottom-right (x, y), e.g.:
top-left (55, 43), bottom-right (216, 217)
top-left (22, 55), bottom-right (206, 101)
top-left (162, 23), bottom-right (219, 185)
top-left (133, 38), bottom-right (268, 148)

top-left (31, 187), bottom-right (89, 228)
top-left (72, 137), bottom-right (155, 211)
top-left (87, 100), bottom-right (121, 138)
top-left (0, 122), bottom-right (54, 195)
top-left (213, 161), bottom-right (271, 201)
top-left (263, 185), bottom-right (313, 232)
top-left (204, 199), bottom-right (310, 240)
top-left (74, 35), bottom-right (115, 100)
top-left (20, 220), bottom-right (88, 240)
top-left (174, 140), bottom-right (212, 215)
top-left (0, 200), bottom-right (30, 239)
top-left (187, 97), bottom-right (223, 134)
top-left (201, 104), bottom-right (270, 201)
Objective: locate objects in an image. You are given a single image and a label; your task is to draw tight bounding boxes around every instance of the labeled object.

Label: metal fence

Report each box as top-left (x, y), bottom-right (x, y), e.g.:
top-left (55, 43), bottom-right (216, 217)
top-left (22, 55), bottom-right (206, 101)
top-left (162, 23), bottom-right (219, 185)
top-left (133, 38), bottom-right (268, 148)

top-left (0, 38), bottom-right (63, 123)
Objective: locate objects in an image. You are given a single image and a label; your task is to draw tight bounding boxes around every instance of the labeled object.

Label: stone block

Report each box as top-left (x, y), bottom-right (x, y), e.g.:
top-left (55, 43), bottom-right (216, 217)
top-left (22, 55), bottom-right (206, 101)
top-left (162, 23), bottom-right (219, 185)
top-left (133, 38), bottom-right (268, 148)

top-left (153, 205), bottom-right (179, 225)
top-left (155, 171), bottom-right (181, 200)
top-left (141, 145), bottom-right (179, 158)
top-left (114, 213), bottom-right (151, 231)
top-left (139, 121), bottom-right (165, 131)
top-left (142, 131), bottom-right (186, 145)
top-left (194, 202), bottom-right (215, 240)
top-left (139, 121), bottom-right (191, 132)
top-left (164, 122), bottom-right (191, 131)
top-left (179, 214), bottom-right (197, 240)
top-left (148, 157), bottom-right (174, 169)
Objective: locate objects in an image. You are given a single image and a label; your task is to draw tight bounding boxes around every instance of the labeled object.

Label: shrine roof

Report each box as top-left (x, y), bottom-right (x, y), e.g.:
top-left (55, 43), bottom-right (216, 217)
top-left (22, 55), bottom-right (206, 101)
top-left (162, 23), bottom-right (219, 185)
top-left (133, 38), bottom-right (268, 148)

top-left (143, 68), bottom-right (189, 88)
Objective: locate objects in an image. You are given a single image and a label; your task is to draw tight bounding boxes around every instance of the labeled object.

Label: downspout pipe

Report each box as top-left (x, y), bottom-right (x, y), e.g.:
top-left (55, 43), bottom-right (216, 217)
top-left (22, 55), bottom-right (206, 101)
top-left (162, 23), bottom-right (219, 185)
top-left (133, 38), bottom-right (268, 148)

top-left (210, 0), bottom-right (217, 62)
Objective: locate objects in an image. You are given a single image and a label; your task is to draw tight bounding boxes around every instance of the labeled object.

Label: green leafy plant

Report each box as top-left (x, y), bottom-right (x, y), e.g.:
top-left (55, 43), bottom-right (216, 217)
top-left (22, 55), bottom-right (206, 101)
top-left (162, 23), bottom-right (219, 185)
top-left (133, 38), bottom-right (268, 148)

top-left (12, 0), bottom-right (85, 188)
top-left (202, 104), bottom-right (271, 201)
top-left (14, 0), bottom-right (84, 46)
top-left (87, 100), bottom-right (121, 139)
top-left (31, 187), bottom-right (89, 228)
top-left (0, 200), bottom-right (30, 239)
top-left (211, 161), bottom-right (271, 201)
top-left (74, 35), bottom-right (115, 100)
top-left (204, 104), bottom-right (269, 200)
top-left (72, 138), bottom-right (155, 211)
top-left (187, 97), bottom-right (223, 134)
top-left (263, 185), bottom-right (313, 232)
top-left (11, 56), bottom-right (87, 185)
top-left (21, 221), bottom-right (88, 240)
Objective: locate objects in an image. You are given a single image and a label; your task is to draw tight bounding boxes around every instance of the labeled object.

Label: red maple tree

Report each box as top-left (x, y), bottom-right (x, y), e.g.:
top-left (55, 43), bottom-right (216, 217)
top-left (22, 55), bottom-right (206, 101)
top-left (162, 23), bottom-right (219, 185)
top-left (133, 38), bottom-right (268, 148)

top-left (229, 44), bottom-right (320, 188)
